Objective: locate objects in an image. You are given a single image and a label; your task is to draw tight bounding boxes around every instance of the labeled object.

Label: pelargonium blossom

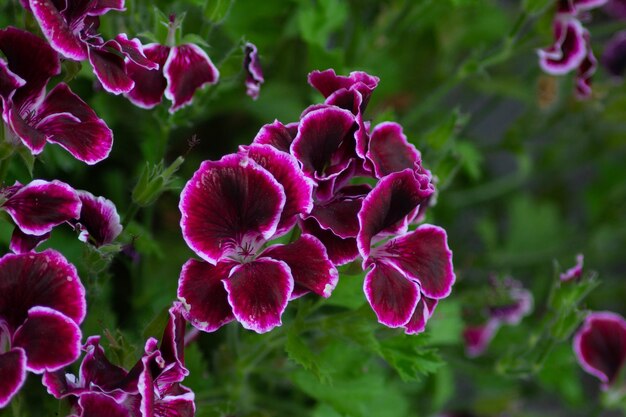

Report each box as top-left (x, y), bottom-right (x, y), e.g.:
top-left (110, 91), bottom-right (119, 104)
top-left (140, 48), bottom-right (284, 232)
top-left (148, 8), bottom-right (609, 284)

top-left (43, 303), bottom-right (194, 417)
top-left (0, 250), bottom-right (86, 408)
top-left (27, 0), bottom-right (159, 95)
top-left (573, 311), bottom-right (626, 389)
top-left (0, 27), bottom-right (113, 163)
top-left (243, 42), bottom-right (264, 100)
top-left (178, 147), bottom-right (338, 333)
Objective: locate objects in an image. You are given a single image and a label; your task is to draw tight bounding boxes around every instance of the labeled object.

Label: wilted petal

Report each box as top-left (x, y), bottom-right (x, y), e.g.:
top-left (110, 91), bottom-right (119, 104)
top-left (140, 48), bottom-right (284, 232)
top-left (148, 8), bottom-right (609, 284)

top-left (9, 227), bottom-right (50, 254)
top-left (573, 311), bottom-right (626, 388)
top-left (538, 17), bottom-right (588, 75)
top-left (224, 259), bottom-right (294, 333)
top-left (404, 296), bottom-right (438, 335)
top-left (75, 190), bottom-right (122, 246)
top-left (13, 306), bottom-right (81, 373)
top-left (367, 122), bottom-right (420, 178)
top-left (179, 154), bottom-right (285, 264)
top-left (2, 179), bottom-right (81, 236)
top-left (125, 44), bottom-right (170, 109)
top-left (36, 83), bottom-right (113, 164)
top-left (163, 44), bottom-right (219, 113)
top-left (0, 348), bottom-right (27, 408)
top-left (89, 41), bottom-right (135, 95)
top-left (243, 42), bottom-right (264, 100)
top-left (252, 120), bottom-right (298, 153)
top-left (463, 320), bottom-right (500, 358)
top-left (357, 169), bottom-right (433, 258)
top-left (364, 261), bottom-right (420, 328)
top-left (242, 144), bottom-right (313, 235)
top-left (0, 249), bottom-right (86, 328)
top-left (28, 0), bottom-right (88, 60)
top-left (308, 69), bottom-right (379, 107)
top-left (560, 254), bottom-right (585, 282)
top-left (300, 218), bottom-right (359, 266)
top-left (177, 259), bottom-right (235, 332)
top-left (290, 106), bottom-right (356, 182)
top-left (79, 392), bottom-right (131, 417)
top-left (262, 234), bottom-right (338, 299)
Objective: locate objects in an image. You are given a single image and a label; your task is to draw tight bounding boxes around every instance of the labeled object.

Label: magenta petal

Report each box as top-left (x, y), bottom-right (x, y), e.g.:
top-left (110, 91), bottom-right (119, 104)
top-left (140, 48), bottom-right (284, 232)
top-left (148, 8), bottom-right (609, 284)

top-left (252, 120), bottom-right (298, 153)
top-left (177, 259), bottom-right (235, 332)
top-left (0, 249), bottom-right (86, 328)
top-left (0, 348), bottom-right (27, 408)
top-left (9, 227), bottom-right (50, 254)
top-left (3, 179), bottom-right (81, 236)
top-left (367, 122), bottom-right (420, 178)
top-left (300, 218), bottom-right (360, 266)
top-left (561, 254), bottom-right (585, 282)
top-left (463, 320), bottom-right (499, 358)
top-left (574, 0), bottom-right (609, 11)
top-left (125, 43), bottom-right (170, 109)
top-left (243, 144), bottom-right (314, 235)
top-left (575, 36), bottom-right (597, 99)
top-left (159, 303), bottom-right (186, 369)
top-left (379, 225), bottom-right (455, 299)
top-left (28, 0), bottom-right (88, 61)
top-left (601, 31), bottom-right (626, 78)
top-left (114, 34), bottom-right (158, 70)
top-left (224, 259), bottom-right (294, 333)
top-left (13, 307), bottom-right (81, 373)
top-left (75, 190), bottom-right (122, 246)
top-left (163, 44), bottom-right (219, 113)
top-left (78, 392), bottom-right (131, 417)
top-left (573, 311), bottom-right (626, 388)
top-left (0, 58), bottom-right (25, 102)
top-left (404, 296), bottom-right (438, 335)
top-left (243, 42), bottom-right (264, 100)
top-left (90, 0), bottom-right (126, 15)
top-left (291, 106), bottom-right (356, 181)
top-left (89, 41), bottom-right (135, 95)
top-left (179, 154), bottom-right (285, 264)
top-left (262, 234), bottom-right (338, 299)
top-left (308, 69), bottom-right (379, 102)
top-left (357, 169), bottom-right (433, 258)
top-left (79, 336), bottom-right (128, 392)
top-left (364, 261), bottom-right (420, 328)
top-left (538, 17), bottom-right (587, 75)
top-left (6, 106), bottom-right (47, 154)
top-left (154, 393), bottom-right (196, 417)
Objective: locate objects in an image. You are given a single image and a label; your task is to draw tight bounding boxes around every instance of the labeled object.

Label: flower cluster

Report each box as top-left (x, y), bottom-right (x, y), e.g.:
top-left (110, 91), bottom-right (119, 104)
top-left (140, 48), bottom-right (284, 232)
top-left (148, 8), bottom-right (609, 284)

top-left (538, 0), bottom-right (607, 98)
top-left (178, 69), bottom-right (455, 335)
top-left (463, 276), bottom-right (533, 357)
top-left (43, 304), bottom-right (195, 417)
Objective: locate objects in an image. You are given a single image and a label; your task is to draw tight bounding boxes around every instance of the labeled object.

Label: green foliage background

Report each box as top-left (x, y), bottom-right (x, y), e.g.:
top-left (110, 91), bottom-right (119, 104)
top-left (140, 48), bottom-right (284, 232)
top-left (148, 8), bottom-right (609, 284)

top-left (1, 0), bottom-right (625, 416)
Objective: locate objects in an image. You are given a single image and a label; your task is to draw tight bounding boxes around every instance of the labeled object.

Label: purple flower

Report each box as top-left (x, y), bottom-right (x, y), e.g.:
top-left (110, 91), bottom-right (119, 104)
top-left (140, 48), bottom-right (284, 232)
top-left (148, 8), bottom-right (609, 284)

top-left (0, 27), bottom-right (113, 163)
top-left (602, 31), bottom-right (626, 78)
top-left (73, 190), bottom-right (123, 247)
top-left (538, 16), bottom-right (588, 75)
top-left (560, 254), bottom-right (585, 282)
top-left (243, 42), bottom-right (264, 100)
top-left (177, 150), bottom-right (336, 333)
top-left (463, 320), bottom-right (499, 358)
top-left (573, 311), bottom-right (626, 389)
top-left (0, 250), bottom-right (86, 408)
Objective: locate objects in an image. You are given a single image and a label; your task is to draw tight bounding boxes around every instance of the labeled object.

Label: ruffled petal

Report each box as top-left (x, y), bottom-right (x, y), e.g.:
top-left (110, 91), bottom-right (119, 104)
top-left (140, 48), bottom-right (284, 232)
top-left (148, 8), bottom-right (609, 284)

top-left (13, 306), bottom-right (82, 373)
top-left (179, 154), bottom-right (285, 263)
top-left (125, 44), bottom-right (170, 109)
top-left (177, 259), bottom-right (235, 332)
top-left (308, 69), bottom-right (379, 105)
top-left (300, 218), bottom-right (359, 266)
top-left (242, 144), bottom-right (313, 235)
top-left (114, 34), bottom-right (158, 70)
top-left (378, 225), bottom-right (455, 299)
top-left (573, 311), bottom-right (626, 388)
top-left (9, 227), bottom-right (50, 254)
top-left (88, 41), bottom-right (135, 95)
top-left (367, 122), bottom-right (420, 178)
top-left (538, 17), bottom-right (588, 75)
top-left (78, 392), bottom-right (131, 417)
top-left (251, 120), bottom-right (298, 153)
top-left (0, 58), bottom-right (25, 103)
top-left (404, 296), bottom-right (438, 335)
top-left (224, 259), bottom-right (293, 333)
top-left (28, 0), bottom-right (88, 61)
top-left (0, 249), bottom-right (86, 328)
top-left (262, 234), bottom-right (338, 299)
top-left (2, 179), bottom-right (81, 236)
top-left (74, 190), bottom-right (122, 246)
top-left (0, 348), bottom-right (27, 408)
top-left (243, 42), bottom-right (264, 100)
top-left (364, 261), bottom-right (420, 328)
top-left (163, 44), bottom-right (219, 113)
top-left (357, 169), bottom-right (433, 258)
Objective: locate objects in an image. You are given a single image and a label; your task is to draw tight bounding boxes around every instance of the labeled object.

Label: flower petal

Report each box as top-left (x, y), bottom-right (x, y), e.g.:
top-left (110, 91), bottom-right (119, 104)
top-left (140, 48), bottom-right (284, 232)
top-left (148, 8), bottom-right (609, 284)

top-left (0, 348), bottom-right (27, 408)
top-left (88, 41), bottom-right (135, 95)
top-left (601, 31), bottom-right (626, 78)
top-left (3, 179), bottom-right (81, 236)
top-left (404, 296), bottom-right (438, 335)
top-left (366, 122), bottom-right (420, 178)
top-left (224, 259), bottom-right (294, 333)
top-left (574, 0), bottom-right (609, 11)
top-left (177, 259), bottom-right (235, 332)
top-left (9, 227), bottom-right (50, 254)
top-left (89, 0), bottom-right (126, 15)
top-left (28, 0), bottom-right (88, 60)
top-left (179, 154), bottom-right (285, 263)
top-left (575, 32), bottom-right (597, 99)
top-left (573, 311), bottom-right (626, 388)
top-left (163, 44), bottom-right (219, 113)
top-left (300, 218), bottom-right (360, 266)
top-left (0, 249), bottom-right (86, 328)
top-left (378, 225), bottom-right (455, 299)
top-left (154, 392), bottom-right (196, 417)
top-left (78, 392), bottom-right (131, 417)
top-left (243, 42), bottom-right (264, 100)
top-left (463, 320), bottom-right (500, 358)
top-left (75, 190), bottom-right (122, 246)
top-left (357, 169), bottom-right (433, 258)
top-left (262, 234), bottom-right (338, 299)
top-left (252, 120), bottom-right (298, 153)
top-left (308, 69), bottom-right (379, 106)
top-left (79, 336), bottom-right (128, 392)
top-left (560, 254), bottom-right (585, 282)
top-left (159, 303), bottom-right (186, 368)
top-left (538, 17), bottom-right (588, 75)
top-left (0, 58), bottom-right (25, 103)
top-left (125, 44), bottom-right (170, 109)
top-left (13, 306), bottom-right (82, 373)
top-left (242, 144), bottom-right (313, 235)
top-left (114, 34), bottom-right (158, 70)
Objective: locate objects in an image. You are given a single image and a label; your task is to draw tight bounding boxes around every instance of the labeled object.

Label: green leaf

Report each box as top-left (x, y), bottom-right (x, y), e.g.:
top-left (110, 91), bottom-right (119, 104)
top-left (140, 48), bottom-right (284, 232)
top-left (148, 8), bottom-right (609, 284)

top-left (523, 0), bottom-right (553, 14)
top-left (296, 0), bottom-right (348, 47)
top-left (380, 335), bottom-right (443, 382)
top-left (205, 0), bottom-right (234, 23)
top-left (141, 305), bottom-right (170, 340)
top-left (285, 325), bottom-right (331, 384)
